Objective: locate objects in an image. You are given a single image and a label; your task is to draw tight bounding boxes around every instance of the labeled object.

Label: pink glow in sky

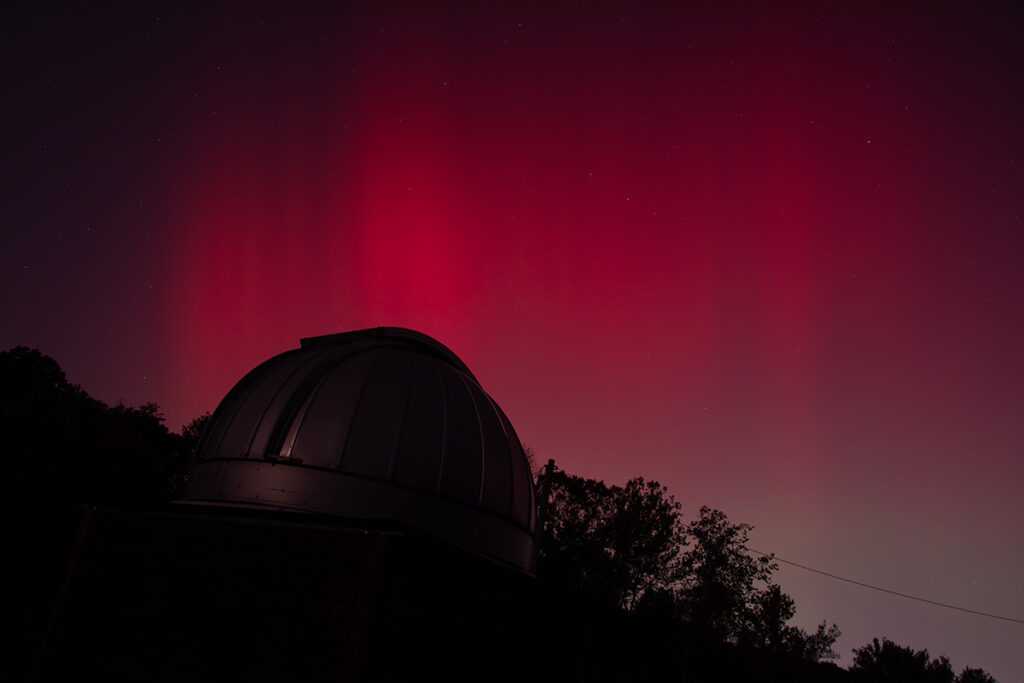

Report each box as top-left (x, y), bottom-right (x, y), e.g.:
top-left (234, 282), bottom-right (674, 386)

top-left (3, 3), bottom-right (1022, 679)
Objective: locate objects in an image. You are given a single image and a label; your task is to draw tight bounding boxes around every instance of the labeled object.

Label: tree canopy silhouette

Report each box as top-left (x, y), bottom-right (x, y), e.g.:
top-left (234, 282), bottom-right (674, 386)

top-left (679, 505), bottom-right (777, 642)
top-left (536, 462), bottom-right (687, 611)
top-left (955, 667), bottom-right (998, 683)
top-left (850, 637), bottom-right (954, 683)
top-left (535, 461), bottom-right (842, 666)
top-left (1, 346), bottom-right (190, 512)
top-left (1, 346), bottom-right (208, 680)
top-left (848, 638), bottom-right (1000, 683)
top-left (739, 582), bottom-right (842, 662)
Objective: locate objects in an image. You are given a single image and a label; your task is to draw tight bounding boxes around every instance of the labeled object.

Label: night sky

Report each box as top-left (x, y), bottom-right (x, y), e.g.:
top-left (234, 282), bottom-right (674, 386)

top-left (3, 2), bottom-right (1022, 679)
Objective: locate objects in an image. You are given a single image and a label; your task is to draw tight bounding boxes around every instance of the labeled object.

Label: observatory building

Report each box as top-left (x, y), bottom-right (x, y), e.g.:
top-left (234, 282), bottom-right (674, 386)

top-left (182, 327), bottom-right (535, 572)
top-left (36, 329), bottom-right (539, 682)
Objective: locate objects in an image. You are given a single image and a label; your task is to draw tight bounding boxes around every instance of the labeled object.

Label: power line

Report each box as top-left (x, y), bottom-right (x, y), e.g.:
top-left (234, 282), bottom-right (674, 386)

top-left (747, 548), bottom-right (1024, 625)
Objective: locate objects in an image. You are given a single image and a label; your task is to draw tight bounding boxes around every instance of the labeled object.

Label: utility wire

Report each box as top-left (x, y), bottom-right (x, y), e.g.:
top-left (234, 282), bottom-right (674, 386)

top-left (747, 548), bottom-right (1024, 625)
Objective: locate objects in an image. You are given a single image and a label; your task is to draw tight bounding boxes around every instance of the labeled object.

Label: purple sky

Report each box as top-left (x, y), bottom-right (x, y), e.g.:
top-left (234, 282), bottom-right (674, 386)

top-left (3, 3), bottom-right (1022, 678)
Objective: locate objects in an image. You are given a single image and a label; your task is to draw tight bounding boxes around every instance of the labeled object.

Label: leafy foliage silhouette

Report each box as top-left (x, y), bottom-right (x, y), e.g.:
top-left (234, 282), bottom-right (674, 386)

top-left (848, 639), bottom-right (1001, 683)
top-left (536, 461), bottom-right (842, 666)
top-left (680, 505), bottom-right (778, 642)
top-left (955, 667), bottom-right (998, 683)
top-left (1, 346), bottom-right (191, 512)
top-left (850, 637), bottom-right (955, 683)
top-left (1, 347), bottom-right (209, 680)
top-left (742, 583), bottom-right (842, 661)
top-left (536, 463), bottom-right (687, 611)
top-left (181, 411), bottom-right (211, 459)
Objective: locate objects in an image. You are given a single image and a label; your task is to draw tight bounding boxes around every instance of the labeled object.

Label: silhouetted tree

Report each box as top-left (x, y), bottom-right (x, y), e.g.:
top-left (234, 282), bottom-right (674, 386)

top-left (956, 667), bottom-right (998, 683)
top-left (0, 346), bottom-right (202, 509)
top-left (742, 583), bottom-right (841, 661)
top-left (678, 505), bottom-right (777, 644)
top-left (174, 411), bottom-right (212, 495)
top-left (800, 620), bottom-right (844, 662)
top-left (1, 347), bottom-right (191, 679)
top-left (850, 637), bottom-right (954, 683)
top-left (744, 583), bottom-right (797, 652)
top-left (181, 411), bottom-right (211, 458)
top-left (536, 462), bottom-right (844, 669)
top-left (536, 464), bottom-right (687, 611)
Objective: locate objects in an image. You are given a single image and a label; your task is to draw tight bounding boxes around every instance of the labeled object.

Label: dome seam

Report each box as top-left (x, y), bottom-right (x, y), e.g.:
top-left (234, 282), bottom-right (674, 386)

top-left (336, 347), bottom-right (386, 472)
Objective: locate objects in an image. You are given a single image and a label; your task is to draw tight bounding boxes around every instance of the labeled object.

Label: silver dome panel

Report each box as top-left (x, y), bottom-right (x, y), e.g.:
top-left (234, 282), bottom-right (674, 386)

top-left (181, 327), bottom-right (535, 571)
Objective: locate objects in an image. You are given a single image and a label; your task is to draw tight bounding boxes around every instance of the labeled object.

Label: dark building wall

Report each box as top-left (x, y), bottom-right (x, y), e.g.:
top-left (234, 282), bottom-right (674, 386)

top-left (34, 504), bottom-right (538, 683)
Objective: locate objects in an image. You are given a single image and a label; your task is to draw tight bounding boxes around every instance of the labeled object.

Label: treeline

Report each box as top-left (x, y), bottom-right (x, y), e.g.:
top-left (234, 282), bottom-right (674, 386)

top-left (532, 462), bottom-right (997, 682)
top-left (535, 465), bottom-right (839, 657)
top-left (1, 347), bottom-right (207, 679)
top-left (0, 347), bottom-right (1000, 682)
top-left (1, 347), bottom-right (207, 511)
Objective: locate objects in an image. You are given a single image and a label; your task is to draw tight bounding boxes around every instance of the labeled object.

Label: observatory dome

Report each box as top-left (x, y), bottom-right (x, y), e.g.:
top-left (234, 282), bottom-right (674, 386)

top-left (181, 328), bottom-right (535, 572)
